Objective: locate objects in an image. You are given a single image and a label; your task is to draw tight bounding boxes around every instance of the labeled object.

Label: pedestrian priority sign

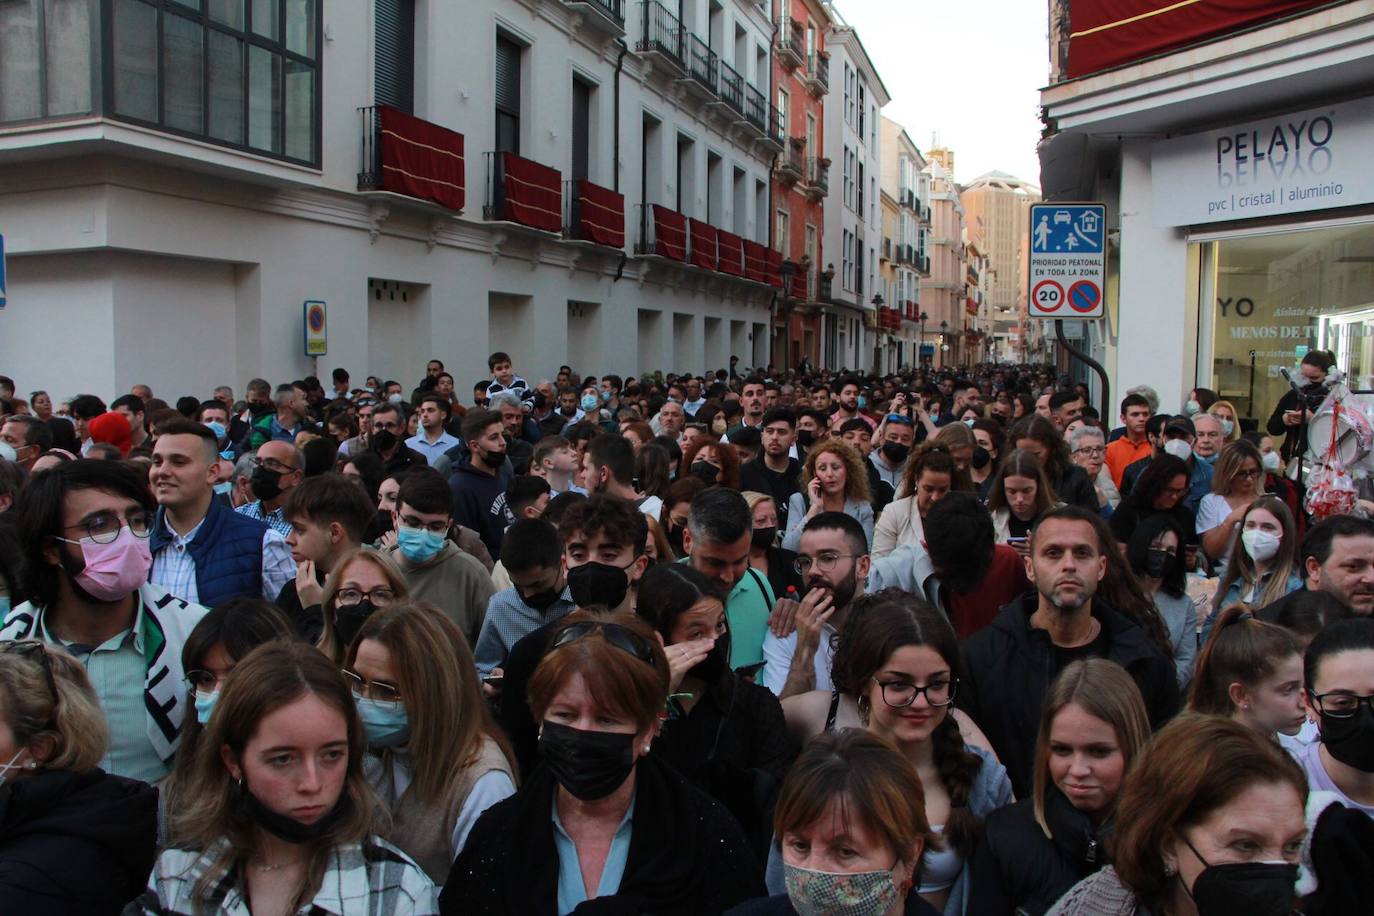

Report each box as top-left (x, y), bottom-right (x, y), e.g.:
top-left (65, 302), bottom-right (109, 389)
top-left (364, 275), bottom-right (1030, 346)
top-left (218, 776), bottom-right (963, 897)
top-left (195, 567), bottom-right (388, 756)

top-left (1029, 203), bottom-right (1105, 319)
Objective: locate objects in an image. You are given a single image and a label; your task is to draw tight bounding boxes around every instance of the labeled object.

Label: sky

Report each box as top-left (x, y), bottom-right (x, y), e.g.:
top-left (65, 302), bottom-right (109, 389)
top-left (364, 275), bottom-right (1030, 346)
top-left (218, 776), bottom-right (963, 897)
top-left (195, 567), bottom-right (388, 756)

top-left (834, 0), bottom-right (1048, 187)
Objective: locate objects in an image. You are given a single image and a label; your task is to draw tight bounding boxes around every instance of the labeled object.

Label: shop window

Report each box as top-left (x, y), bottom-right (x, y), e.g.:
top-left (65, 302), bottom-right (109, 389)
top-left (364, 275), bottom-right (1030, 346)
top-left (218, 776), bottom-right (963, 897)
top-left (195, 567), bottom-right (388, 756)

top-left (1198, 222), bottom-right (1374, 422)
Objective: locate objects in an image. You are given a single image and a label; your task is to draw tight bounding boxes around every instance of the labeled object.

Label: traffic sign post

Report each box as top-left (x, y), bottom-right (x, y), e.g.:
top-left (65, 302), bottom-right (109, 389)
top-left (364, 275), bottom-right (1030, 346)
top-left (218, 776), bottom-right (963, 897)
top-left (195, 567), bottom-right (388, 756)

top-left (0, 233), bottom-right (7, 309)
top-left (303, 300), bottom-right (327, 359)
top-left (1028, 203), bottom-right (1105, 320)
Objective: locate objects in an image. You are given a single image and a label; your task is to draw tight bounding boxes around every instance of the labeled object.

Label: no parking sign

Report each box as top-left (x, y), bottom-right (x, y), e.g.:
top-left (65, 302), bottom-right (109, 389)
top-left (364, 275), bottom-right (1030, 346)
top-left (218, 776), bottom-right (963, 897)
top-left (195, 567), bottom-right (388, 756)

top-left (303, 301), bottom-right (327, 356)
top-left (1029, 203), bottom-right (1105, 320)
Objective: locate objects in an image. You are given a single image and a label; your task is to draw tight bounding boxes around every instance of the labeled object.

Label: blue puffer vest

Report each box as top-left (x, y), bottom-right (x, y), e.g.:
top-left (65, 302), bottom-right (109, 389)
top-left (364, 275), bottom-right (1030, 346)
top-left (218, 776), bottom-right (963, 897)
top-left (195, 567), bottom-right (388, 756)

top-left (150, 497), bottom-right (269, 607)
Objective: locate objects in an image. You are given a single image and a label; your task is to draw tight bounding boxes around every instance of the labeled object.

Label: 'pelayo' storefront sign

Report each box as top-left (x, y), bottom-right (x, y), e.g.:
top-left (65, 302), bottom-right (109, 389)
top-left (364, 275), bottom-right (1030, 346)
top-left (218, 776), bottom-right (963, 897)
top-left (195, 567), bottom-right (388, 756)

top-left (1151, 96), bottom-right (1374, 227)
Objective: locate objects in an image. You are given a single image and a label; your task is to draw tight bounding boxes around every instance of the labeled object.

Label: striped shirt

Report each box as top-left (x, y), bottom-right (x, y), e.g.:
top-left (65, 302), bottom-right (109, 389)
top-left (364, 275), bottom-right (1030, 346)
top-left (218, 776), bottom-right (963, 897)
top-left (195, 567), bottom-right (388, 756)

top-left (150, 515), bottom-right (296, 604)
top-left (473, 585), bottom-right (575, 674)
top-left (139, 836), bottom-right (438, 915)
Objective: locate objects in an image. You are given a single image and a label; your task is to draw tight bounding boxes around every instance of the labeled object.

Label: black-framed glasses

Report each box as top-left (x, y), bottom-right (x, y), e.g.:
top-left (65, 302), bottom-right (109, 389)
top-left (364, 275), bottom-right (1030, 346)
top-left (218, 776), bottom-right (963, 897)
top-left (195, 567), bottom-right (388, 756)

top-left (872, 677), bottom-right (958, 709)
top-left (552, 622), bottom-right (659, 669)
top-left (59, 510), bottom-right (152, 544)
top-left (251, 457), bottom-right (298, 475)
top-left (336, 587), bottom-right (396, 606)
top-left (1310, 691), bottom-right (1374, 718)
top-left (1074, 446), bottom-right (1106, 458)
top-left (1233, 468), bottom-right (1261, 480)
top-left (342, 669), bottom-right (402, 704)
top-left (1, 640), bottom-right (59, 712)
top-left (184, 669), bottom-right (223, 694)
top-left (793, 553), bottom-right (857, 576)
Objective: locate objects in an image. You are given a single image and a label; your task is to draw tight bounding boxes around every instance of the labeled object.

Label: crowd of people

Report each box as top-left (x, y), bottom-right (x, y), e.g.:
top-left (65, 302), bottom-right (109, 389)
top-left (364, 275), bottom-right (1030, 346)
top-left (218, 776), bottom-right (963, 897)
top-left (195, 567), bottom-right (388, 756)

top-left (0, 349), bottom-right (1371, 915)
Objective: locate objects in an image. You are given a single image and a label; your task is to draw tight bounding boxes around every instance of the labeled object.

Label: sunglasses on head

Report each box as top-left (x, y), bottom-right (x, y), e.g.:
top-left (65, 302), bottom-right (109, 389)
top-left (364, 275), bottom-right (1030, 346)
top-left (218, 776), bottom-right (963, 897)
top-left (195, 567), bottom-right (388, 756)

top-left (551, 622), bottom-right (659, 668)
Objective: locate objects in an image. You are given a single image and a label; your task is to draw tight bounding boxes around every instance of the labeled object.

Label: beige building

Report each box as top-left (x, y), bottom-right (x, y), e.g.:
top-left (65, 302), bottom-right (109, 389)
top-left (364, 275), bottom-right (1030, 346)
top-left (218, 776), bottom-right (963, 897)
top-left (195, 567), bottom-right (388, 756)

top-left (921, 160), bottom-right (966, 367)
top-left (961, 172), bottom-right (1040, 362)
top-left (878, 117), bottom-right (930, 369)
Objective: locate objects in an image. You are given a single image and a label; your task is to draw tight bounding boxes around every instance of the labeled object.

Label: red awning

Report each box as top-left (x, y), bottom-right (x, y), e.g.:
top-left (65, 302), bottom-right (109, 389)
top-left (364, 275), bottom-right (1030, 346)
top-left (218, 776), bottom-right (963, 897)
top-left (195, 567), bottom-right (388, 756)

top-left (788, 266), bottom-right (808, 300)
top-left (496, 152), bottom-right (562, 232)
top-left (766, 248), bottom-right (784, 290)
top-left (717, 230), bottom-right (745, 276)
top-left (743, 240), bottom-right (769, 283)
top-left (966, 297), bottom-right (979, 316)
top-left (378, 106), bottom-right (465, 211)
top-left (572, 180), bottom-right (625, 248)
top-left (689, 219), bottom-right (719, 271)
top-left (652, 205), bottom-right (688, 261)
top-left (1066, 0), bottom-right (1329, 79)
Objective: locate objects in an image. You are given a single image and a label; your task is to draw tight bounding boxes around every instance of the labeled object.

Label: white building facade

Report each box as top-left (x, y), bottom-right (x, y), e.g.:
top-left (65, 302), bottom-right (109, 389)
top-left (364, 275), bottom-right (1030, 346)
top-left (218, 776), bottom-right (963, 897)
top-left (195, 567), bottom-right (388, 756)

top-left (0, 0), bottom-right (786, 398)
top-left (821, 22), bottom-right (888, 372)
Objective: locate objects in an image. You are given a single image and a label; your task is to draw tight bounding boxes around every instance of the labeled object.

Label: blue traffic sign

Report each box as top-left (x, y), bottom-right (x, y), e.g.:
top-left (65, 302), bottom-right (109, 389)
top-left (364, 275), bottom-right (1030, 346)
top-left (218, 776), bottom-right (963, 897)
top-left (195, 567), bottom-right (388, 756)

top-left (0, 234), bottom-right (6, 308)
top-left (1031, 204), bottom-right (1104, 254)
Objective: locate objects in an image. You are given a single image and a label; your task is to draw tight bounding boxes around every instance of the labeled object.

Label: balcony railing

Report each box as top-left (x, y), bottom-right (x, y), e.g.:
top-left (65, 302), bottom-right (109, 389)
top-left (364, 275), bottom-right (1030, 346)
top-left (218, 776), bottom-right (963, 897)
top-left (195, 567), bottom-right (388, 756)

top-left (804, 51), bottom-right (830, 95)
top-left (803, 157), bottom-right (828, 198)
top-left (638, 1), bottom-right (685, 69)
top-left (564, 178), bottom-right (626, 248)
top-left (358, 105), bottom-right (466, 212)
top-left (564, 0), bottom-right (626, 35)
top-left (895, 243), bottom-right (915, 266)
top-left (686, 32), bottom-right (719, 93)
top-left (485, 151), bottom-right (563, 232)
top-left (719, 61), bottom-right (745, 114)
top-left (882, 238), bottom-right (892, 260)
top-left (900, 188), bottom-right (918, 211)
top-left (775, 18), bottom-right (805, 69)
top-left (777, 141), bottom-right (804, 184)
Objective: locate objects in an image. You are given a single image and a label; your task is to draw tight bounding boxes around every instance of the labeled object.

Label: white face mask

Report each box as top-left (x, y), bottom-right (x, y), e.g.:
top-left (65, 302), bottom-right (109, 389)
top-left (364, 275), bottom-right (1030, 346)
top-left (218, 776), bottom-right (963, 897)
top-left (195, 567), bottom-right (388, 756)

top-left (1163, 439), bottom-right (1193, 461)
top-left (1262, 451), bottom-right (1282, 473)
top-left (0, 747), bottom-right (34, 786)
top-left (1242, 528), bottom-right (1282, 564)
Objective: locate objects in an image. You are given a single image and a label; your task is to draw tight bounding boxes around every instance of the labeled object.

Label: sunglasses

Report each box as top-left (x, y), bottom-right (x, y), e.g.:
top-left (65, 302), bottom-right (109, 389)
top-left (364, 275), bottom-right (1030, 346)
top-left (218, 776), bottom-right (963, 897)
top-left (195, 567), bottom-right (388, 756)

top-left (551, 622), bottom-right (659, 668)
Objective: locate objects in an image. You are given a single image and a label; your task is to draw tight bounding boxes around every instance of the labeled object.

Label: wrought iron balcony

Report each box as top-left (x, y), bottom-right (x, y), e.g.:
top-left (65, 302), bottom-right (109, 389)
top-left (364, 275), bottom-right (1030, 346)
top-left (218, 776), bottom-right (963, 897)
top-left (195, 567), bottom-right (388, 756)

top-left (637, 1), bottom-right (685, 71)
top-left (777, 139), bottom-right (804, 184)
top-left (718, 61), bottom-right (745, 115)
top-left (685, 32), bottom-right (719, 97)
top-left (564, 0), bottom-right (625, 36)
top-left (802, 157), bottom-right (828, 199)
top-left (803, 51), bottom-right (830, 96)
top-left (775, 18), bottom-right (805, 69)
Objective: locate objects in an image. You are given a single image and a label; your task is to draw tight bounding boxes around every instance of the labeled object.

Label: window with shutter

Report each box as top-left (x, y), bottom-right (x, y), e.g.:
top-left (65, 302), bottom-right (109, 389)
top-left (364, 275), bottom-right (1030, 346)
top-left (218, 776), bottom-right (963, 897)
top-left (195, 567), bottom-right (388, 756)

top-left (375, 0), bottom-right (414, 113)
top-left (572, 78), bottom-right (591, 181)
top-left (495, 35), bottom-right (521, 154)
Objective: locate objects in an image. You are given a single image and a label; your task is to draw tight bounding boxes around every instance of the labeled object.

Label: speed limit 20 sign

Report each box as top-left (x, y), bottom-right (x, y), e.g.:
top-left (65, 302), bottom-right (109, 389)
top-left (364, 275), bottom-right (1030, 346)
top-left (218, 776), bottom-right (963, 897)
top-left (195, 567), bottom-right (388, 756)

top-left (1028, 203), bottom-right (1105, 320)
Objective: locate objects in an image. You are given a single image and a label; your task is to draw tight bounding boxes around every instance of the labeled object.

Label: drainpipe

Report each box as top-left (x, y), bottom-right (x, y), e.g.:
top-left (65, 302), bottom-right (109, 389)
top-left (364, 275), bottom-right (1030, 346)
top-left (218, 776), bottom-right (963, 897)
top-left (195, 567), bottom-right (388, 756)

top-left (612, 39), bottom-right (631, 282)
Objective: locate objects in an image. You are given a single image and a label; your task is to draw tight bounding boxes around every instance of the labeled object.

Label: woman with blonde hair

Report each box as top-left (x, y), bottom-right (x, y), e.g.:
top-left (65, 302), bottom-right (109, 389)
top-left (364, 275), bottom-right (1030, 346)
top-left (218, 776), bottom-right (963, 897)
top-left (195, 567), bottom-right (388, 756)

top-left (146, 641), bottom-right (437, 913)
top-left (346, 602), bottom-right (517, 883)
top-left (743, 491), bottom-right (803, 599)
top-left (1208, 399), bottom-right (1242, 444)
top-left (317, 547), bottom-right (410, 662)
top-left (782, 439), bottom-right (874, 551)
top-left (1197, 439), bottom-right (1267, 571)
top-left (969, 659), bottom-right (1151, 915)
top-left (0, 640), bottom-right (158, 913)
top-left (986, 449), bottom-right (1059, 550)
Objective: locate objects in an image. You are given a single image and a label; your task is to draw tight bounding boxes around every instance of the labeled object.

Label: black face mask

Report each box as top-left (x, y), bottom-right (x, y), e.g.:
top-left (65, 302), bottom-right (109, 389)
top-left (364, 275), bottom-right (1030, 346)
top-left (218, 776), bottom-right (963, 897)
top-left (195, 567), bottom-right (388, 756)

top-left (667, 524), bottom-right (686, 558)
top-left (694, 631), bottom-right (731, 684)
top-left (522, 585), bottom-right (564, 613)
top-left (538, 720), bottom-right (637, 801)
top-left (560, 405), bottom-right (577, 416)
top-left (481, 447), bottom-right (507, 469)
top-left (334, 600), bottom-right (376, 649)
top-left (1320, 705), bottom-right (1374, 771)
top-left (567, 561), bottom-right (632, 609)
top-left (249, 465), bottom-right (282, 501)
top-left (238, 778), bottom-right (352, 844)
top-left (690, 461), bottom-right (719, 485)
top-left (370, 508), bottom-right (394, 537)
top-left (971, 446), bottom-right (992, 470)
top-left (1185, 840), bottom-right (1300, 916)
top-left (248, 401), bottom-right (273, 417)
top-left (1144, 547), bottom-right (1173, 579)
top-left (370, 429), bottom-right (398, 452)
top-left (881, 442), bottom-right (911, 464)
top-left (752, 526), bottom-right (777, 550)
top-left (796, 429), bottom-right (816, 449)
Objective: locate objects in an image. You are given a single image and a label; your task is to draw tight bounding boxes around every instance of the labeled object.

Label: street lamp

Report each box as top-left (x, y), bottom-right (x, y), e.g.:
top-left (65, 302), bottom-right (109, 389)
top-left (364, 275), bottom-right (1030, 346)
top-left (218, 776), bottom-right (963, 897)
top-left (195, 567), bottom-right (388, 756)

top-left (779, 259), bottom-right (796, 373)
top-left (917, 310), bottom-right (929, 367)
top-left (871, 293), bottom-right (885, 374)
top-left (939, 320), bottom-right (948, 369)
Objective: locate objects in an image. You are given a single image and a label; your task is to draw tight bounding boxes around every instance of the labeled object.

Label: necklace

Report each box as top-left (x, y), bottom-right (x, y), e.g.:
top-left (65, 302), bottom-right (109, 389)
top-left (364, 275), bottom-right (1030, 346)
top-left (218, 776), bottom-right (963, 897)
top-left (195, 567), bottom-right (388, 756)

top-left (251, 857), bottom-right (305, 872)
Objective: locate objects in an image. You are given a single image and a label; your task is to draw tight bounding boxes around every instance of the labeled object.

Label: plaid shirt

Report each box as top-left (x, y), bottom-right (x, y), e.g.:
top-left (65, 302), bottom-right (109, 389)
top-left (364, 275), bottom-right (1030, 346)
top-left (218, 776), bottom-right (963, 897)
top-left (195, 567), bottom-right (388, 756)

top-left (472, 584), bottom-right (575, 674)
top-left (235, 500), bottom-right (293, 538)
top-left (138, 836), bottom-right (438, 915)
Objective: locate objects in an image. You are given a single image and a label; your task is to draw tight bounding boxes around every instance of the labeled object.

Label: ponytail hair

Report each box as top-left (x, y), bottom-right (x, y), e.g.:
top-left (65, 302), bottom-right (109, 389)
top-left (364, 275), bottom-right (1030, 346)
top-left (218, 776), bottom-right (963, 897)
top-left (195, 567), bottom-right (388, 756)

top-left (1188, 605), bottom-right (1301, 716)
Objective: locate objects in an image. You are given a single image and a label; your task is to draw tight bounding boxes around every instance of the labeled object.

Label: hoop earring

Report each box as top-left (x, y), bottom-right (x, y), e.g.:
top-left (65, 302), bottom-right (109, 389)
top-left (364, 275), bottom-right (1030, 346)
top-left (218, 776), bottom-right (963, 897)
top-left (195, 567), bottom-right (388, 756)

top-left (857, 695), bottom-right (871, 727)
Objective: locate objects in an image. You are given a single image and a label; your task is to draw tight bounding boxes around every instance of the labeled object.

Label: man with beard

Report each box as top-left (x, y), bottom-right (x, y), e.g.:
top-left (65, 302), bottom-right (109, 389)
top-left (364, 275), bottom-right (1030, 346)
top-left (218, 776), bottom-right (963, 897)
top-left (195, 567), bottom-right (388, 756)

top-left (959, 506), bottom-right (1180, 796)
top-left (739, 408), bottom-right (801, 532)
top-left (366, 402), bottom-right (426, 475)
top-left (2, 460), bottom-right (208, 783)
top-left (148, 419), bottom-right (296, 606)
top-left (580, 434), bottom-right (661, 518)
top-left (828, 377), bottom-right (875, 431)
top-left (680, 487), bottom-right (774, 671)
top-left (759, 511), bottom-right (870, 699)
top-left (449, 409), bottom-right (513, 560)
top-left (1289, 515), bottom-right (1374, 616)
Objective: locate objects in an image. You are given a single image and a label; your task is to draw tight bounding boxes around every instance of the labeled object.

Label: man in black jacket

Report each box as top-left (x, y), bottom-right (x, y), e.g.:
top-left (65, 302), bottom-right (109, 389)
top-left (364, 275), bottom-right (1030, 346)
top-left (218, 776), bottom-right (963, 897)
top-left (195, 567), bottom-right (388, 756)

top-left (959, 505), bottom-right (1180, 796)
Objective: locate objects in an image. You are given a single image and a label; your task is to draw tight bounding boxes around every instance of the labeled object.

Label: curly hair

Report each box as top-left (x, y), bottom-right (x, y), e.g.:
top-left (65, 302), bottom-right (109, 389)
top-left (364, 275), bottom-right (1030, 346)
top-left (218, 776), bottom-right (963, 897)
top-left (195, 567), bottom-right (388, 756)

top-left (830, 589), bottom-right (984, 854)
top-left (799, 439), bottom-right (871, 506)
top-left (680, 437), bottom-right (742, 490)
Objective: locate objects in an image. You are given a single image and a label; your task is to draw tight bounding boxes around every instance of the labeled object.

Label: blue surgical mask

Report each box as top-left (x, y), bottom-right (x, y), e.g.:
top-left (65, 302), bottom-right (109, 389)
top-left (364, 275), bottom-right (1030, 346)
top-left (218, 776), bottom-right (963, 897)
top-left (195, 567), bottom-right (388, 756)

top-left (1220, 418), bottom-right (1234, 436)
top-left (213, 481), bottom-right (233, 495)
top-left (357, 697), bottom-right (410, 747)
top-left (194, 689), bottom-right (219, 725)
top-left (857, 396), bottom-right (868, 409)
top-left (580, 394), bottom-right (599, 411)
top-left (601, 390), bottom-right (612, 402)
top-left (0, 596), bottom-right (9, 617)
top-left (397, 527), bottom-right (445, 564)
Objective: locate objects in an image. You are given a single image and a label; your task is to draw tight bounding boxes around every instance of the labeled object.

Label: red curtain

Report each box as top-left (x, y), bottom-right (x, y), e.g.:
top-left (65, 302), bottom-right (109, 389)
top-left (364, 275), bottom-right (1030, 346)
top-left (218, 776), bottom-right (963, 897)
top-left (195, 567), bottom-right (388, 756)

top-left (788, 266), bottom-right (809, 300)
top-left (573, 180), bottom-right (625, 248)
top-left (966, 297), bottom-right (980, 316)
top-left (378, 106), bottom-right (465, 211)
top-left (689, 219), bottom-right (718, 271)
top-left (766, 248), bottom-right (784, 290)
top-left (499, 152), bottom-right (563, 233)
top-left (653, 205), bottom-right (688, 261)
top-left (743, 240), bottom-right (769, 283)
top-left (717, 230), bottom-right (745, 276)
top-left (1067, 0), bottom-right (1331, 79)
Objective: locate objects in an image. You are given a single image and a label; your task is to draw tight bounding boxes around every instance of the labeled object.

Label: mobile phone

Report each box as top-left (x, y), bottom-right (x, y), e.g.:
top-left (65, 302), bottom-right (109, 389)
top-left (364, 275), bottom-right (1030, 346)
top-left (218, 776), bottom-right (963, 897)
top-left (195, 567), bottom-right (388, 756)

top-left (481, 673), bottom-right (504, 686)
top-left (1007, 537), bottom-right (1028, 547)
top-left (735, 661), bottom-right (766, 679)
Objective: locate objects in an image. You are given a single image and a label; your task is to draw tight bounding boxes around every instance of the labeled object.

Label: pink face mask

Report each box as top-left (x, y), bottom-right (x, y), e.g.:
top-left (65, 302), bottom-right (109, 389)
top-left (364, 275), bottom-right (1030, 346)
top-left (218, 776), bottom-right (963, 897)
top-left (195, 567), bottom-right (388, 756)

top-left (56, 526), bottom-right (152, 602)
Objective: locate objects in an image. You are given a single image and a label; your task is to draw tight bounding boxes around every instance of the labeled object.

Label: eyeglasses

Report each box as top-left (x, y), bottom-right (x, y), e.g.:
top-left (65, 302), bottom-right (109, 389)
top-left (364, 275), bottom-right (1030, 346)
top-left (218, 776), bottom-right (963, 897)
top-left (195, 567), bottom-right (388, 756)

top-left (251, 457), bottom-right (297, 475)
top-left (184, 669), bottom-right (224, 694)
top-left (0, 641), bottom-right (58, 714)
top-left (342, 669), bottom-right (402, 704)
top-left (59, 510), bottom-right (152, 544)
top-left (793, 552), bottom-right (857, 576)
top-left (872, 677), bottom-right (957, 709)
top-left (1233, 468), bottom-right (1261, 480)
top-left (1074, 446), bottom-right (1106, 458)
top-left (1310, 692), bottom-right (1374, 718)
top-left (336, 587), bottom-right (396, 606)
top-left (551, 621), bottom-right (659, 669)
